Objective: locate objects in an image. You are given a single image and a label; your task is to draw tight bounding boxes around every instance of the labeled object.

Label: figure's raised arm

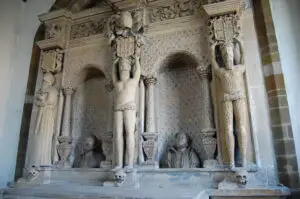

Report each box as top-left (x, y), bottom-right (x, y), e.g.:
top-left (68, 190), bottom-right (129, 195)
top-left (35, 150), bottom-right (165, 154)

top-left (210, 42), bottom-right (222, 76)
top-left (133, 55), bottom-right (141, 82)
top-left (235, 38), bottom-right (245, 65)
top-left (112, 59), bottom-right (119, 85)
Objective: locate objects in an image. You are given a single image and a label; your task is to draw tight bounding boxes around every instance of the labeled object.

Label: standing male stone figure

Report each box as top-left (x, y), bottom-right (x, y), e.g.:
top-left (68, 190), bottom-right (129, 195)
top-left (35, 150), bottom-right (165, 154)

top-left (211, 38), bottom-right (248, 169)
top-left (112, 53), bottom-right (141, 171)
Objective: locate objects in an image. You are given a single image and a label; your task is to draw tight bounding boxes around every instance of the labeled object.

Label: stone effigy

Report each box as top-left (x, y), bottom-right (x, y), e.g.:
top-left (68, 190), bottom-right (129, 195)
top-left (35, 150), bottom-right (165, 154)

top-left (30, 73), bottom-right (58, 166)
top-left (161, 133), bottom-right (201, 168)
top-left (108, 11), bottom-right (142, 171)
top-left (210, 39), bottom-right (248, 169)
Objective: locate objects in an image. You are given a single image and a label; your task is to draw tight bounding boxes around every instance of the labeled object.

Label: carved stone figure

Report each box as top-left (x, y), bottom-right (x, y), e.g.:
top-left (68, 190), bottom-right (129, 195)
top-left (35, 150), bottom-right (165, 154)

top-left (162, 133), bottom-right (201, 168)
top-left (211, 39), bottom-right (247, 169)
top-left (73, 135), bottom-right (105, 168)
top-left (112, 53), bottom-right (141, 171)
top-left (235, 169), bottom-right (248, 188)
top-left (31, 73), bottom-right (58, 166)
top-left (17, 167), bottom-right (40, 183)
top-left (108, 11), bottom-right (143, 171)
top-left (114, 170), bottom-right (126, 186)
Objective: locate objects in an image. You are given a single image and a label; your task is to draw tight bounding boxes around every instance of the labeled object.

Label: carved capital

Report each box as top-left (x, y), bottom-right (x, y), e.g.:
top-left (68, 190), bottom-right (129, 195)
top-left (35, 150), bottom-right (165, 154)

top-left (105, 83), bottom-right (114, 93)
top-left (196, 65), bottom-right (210, 78)
top-left (63, 87), bottom-right (74, 96)
top-left (144, 77), bottom-right (157, 86)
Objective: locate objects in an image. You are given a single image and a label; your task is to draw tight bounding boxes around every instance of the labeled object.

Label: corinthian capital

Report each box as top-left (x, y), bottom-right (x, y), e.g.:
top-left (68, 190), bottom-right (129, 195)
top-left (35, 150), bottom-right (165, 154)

top-left (144, 77), bottom-right (157, 86)
top-left (63, 87), bottom-right (74, 96)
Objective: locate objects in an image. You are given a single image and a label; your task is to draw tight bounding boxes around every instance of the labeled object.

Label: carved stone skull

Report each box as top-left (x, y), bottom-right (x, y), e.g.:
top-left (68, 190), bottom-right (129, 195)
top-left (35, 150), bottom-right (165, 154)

top-left (114, 170), bottom-right (126, 184)
top-left (235, 170), bottom-right (248, 188)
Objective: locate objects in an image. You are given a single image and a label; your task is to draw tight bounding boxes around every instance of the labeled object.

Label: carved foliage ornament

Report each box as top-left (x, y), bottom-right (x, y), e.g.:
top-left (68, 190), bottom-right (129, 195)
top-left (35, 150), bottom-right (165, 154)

top-left (208, 13), bottom-right (241, 44)
top-left (41, 49), bottom-right (63, 73)
top-left (150, 0), bottom-right (225, 22)
top-left (70, 18), bottom-right (106, 40)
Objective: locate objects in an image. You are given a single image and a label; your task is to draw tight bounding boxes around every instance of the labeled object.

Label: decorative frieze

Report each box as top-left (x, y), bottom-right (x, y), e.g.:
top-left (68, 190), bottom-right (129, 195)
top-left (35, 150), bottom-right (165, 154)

top-left (150, 0), bottom-right (202, 23)
top-left (70, 19), bottom-right (106, 40)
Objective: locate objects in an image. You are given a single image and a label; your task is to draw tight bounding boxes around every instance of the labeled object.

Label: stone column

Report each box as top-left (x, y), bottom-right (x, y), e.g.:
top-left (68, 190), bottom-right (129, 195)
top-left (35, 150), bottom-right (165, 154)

top-left (196, 65), bottom-right (217, 168)
top-left (101, 83), bottom-right (114, 168)
top-left (105, 83), bottom-right (114, 133)
top-left (144, 77), bottom-right (157, 133)
top-left (56, 87), bottom-right (74, 168)
top-left (138, 77), bottom-right (146, 164)
top-left (141, 77), bottom-right (158, 168)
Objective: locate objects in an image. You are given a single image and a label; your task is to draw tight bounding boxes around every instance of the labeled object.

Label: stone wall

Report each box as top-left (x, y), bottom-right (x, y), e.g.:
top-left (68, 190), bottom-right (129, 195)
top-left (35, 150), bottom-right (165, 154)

top-left (0, 0), bottom-right (54, 188)
top-left (253, 0), bottom-right (299, 188)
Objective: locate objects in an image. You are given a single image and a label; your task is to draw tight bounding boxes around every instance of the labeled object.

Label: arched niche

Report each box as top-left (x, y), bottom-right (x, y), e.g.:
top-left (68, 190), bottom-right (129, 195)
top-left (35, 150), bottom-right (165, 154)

top-left (71, 65), bottom-right (111, 163)
top-left (156, 51), bottom-right (210, 162)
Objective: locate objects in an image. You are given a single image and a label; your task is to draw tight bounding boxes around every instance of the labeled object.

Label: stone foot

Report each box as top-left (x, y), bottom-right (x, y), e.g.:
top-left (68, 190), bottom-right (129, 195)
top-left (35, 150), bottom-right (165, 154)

top-left (112, 165), bottom-right (123, 171)
top-left (124, 165), bottom-right (134, 173)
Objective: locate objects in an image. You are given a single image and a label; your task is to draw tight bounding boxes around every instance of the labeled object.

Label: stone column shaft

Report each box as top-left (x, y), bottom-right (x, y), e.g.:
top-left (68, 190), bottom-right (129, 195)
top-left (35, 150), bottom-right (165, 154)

top-left (61, 88), bottom-right (73, 137)
top-left (145, 77), bottom-right (157, 133)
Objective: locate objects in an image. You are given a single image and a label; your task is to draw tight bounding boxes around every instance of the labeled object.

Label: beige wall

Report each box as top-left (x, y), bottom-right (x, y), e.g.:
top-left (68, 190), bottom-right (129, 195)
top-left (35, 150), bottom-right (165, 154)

top-left (0, 0), bottom-right (54, 188)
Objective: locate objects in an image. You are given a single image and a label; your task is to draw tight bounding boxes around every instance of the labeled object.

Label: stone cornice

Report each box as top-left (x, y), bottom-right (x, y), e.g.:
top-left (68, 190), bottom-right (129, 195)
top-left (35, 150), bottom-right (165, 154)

top-left (67, 34), bottom-right (108, 49)
top-left (39, 9), bottom-right (72, 23)
top-left (145, 14), bottom-right (205, 36)
top-left (37, 38), bottom-right (66, 50)
top-left (202, 0), bottom-right (245, 17)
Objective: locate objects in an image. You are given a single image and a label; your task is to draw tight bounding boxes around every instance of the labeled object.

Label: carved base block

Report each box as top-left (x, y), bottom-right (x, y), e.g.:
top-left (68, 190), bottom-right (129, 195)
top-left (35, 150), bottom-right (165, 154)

top-left (56, 136), bottom-right (73, 169)
top-left (100, 161), bottom-right (112, 169)
top-left (140, 132), bottom-right (159, 167)
top-left (203, 159), bottom-right (218, 168)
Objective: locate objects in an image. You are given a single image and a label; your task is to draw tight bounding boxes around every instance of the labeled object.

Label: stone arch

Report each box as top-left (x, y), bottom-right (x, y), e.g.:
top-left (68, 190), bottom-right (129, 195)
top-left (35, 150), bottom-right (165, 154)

top-left (71, 66), bottom-right (111, 164)
top-left (158, 51), bottom-right (199, 74)
top-left (67, 64), bottom-right (108, 90)
top-left (156, 51), bottom-right (208, 163)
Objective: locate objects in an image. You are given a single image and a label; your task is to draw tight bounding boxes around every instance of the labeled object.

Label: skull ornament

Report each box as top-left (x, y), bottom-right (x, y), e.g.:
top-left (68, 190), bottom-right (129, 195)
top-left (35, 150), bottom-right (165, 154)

top-left (235, 170), bottom-right (248, 188)
top-left (114, 170), bottom-right (126, 184)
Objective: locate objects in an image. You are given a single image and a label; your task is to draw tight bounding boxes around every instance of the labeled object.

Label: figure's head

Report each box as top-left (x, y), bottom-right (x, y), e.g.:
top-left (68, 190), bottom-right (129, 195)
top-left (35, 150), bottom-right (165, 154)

top-left (120, 11), bottom-right (133, 29)
top-left (114, 170), bottom-right (126, 184)
top-left (220, 43), bottom-right (234, 70)
top-left (235, 170), bottom-right (248, 188)
top-left (119, 58), bottom-right (131, 81)
top-left (43, 73), bottom-right (55, 86)
top-left (174, 133), bottom-right (189, 149)
top-left (83, 135), bottom-right (96, 152)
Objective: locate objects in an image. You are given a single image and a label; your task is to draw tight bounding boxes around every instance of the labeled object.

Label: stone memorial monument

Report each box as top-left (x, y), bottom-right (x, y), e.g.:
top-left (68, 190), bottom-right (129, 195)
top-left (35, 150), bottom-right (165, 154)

top-left (5, 0), bottom-right (290, 199)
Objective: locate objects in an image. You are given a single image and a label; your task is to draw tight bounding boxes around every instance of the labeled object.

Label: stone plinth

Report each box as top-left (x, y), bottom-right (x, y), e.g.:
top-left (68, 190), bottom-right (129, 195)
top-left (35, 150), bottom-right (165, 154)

top-left (5, 168), bottom-right (290, 199)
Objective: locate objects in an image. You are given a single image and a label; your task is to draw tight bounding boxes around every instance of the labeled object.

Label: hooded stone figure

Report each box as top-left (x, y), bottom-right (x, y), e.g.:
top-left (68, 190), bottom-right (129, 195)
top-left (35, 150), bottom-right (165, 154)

top-left (73, 135), bottom-right (105, 168)
top-left (161, 133), bottom-right (201, 168)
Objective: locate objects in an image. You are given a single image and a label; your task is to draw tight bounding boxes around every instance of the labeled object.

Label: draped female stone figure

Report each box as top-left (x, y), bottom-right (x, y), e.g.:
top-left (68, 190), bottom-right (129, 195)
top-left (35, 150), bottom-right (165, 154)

top-left (31, 73), bottom-right (58, 166)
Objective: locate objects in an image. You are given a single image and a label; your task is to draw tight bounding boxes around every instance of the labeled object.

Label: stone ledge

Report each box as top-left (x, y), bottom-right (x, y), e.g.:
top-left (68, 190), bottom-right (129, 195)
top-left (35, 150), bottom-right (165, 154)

top-left (2, 185), bottom-right (290, 199)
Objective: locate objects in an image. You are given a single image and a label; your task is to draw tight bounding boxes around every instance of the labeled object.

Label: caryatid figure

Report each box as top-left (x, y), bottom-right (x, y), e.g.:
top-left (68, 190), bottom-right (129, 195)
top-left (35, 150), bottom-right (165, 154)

top-left (211, 39), bottom-right (247, 169)
top-left (112, 54), bottom-right (141, 171)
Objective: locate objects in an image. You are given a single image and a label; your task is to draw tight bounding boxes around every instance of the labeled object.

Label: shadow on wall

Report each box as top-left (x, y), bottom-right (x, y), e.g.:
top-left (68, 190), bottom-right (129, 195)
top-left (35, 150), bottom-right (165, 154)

top-left (14, 25), bottom-right (45, 181)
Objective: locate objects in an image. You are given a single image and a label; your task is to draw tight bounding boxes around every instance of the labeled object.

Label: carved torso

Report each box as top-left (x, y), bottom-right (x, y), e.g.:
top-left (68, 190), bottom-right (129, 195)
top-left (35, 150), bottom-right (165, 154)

top-left (214, 65), bottom-right (246, 101)
top-left (114, 79), bottom-right (138, 111)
